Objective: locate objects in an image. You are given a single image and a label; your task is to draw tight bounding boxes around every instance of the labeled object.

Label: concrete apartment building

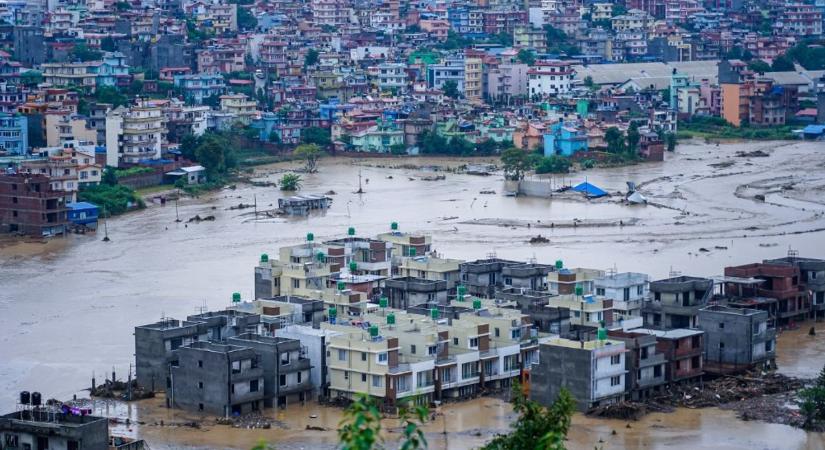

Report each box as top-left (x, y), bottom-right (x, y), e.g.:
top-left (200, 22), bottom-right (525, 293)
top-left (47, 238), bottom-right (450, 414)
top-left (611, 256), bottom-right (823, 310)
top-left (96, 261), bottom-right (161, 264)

top-left (607, 330), bottom-right (666, 400)
top-left (642, 276), bottom-right (713, 328)
top-left (275, 325), bottom-right (342, 399)
top-left (170, 342), bottom-right (265, 415)
top-left (546, 293), bottom-right (614, 328)
top-left (134, 310), bottom-right (262, 392)
top-left (230, 296), bottom-right (326, 332)
top-left (105, 104), bottom-right (165, 167)
top-left (0, 173), bottom-right (68, 237)
top-left (763, 256), bottom-right (825, 320)
top-left (595, 272), bottom-right (649, 321)
top-left (0, 409), bottom-right (110, 450)
top-left (376, 226), bottom-right (433, 262)
top-left (497, 288), bottom-right (571, 335)
top-left (531, 337), bottom-right (627, 411)
top-left (227, 333), bottom-right (313, 407)
top-left (698, 305), bottom-right (775, 374)
top-left (547, 267), bottom-right (605, 295)
top-left (636, 328), bottom-right (704, 384)
top-left (460, 258), bottom-right (550, 298)
top-left (723, 262), bottom-right (810, 323)
top-left (384, 277), bottom-right (449, 309)
top-left (396, 255), bottom-right (462, 291)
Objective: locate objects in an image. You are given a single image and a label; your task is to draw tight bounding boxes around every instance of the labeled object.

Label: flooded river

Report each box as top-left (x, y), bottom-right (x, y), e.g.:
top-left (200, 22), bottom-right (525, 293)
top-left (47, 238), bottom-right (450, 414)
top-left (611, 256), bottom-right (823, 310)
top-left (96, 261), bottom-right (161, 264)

top-left (2, 140), bottom-right (825, 448)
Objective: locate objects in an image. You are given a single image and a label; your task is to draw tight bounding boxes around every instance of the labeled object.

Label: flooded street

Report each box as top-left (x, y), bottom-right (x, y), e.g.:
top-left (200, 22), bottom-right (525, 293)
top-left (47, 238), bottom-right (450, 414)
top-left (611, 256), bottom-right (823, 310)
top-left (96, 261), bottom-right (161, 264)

top-left (2, 140), bottom-right (825, 448)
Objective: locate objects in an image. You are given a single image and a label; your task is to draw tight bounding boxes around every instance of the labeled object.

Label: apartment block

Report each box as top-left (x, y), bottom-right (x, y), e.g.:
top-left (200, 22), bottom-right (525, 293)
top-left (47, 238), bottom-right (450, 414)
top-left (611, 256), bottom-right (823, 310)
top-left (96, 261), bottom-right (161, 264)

top-left (607, 330), bottom-right (666, 400)
top-left (642, 276), bottom-right (713, 328)
top-left (0, 173), bottom-right (68, 237)
top-left (763, 256), bottom-right (825, 320)
top-left (595, 272), bottom-right (649, 321)
top-left (723, 262), bottom-right (810, 323)
top-left (531, 337), bottom-right (627, 411)
top-left (636, 328), bottom-right (704, 384)
top-left (698, 305), bottom-right (775, 374)
top-left (385, 277), bottom-right (449, 309)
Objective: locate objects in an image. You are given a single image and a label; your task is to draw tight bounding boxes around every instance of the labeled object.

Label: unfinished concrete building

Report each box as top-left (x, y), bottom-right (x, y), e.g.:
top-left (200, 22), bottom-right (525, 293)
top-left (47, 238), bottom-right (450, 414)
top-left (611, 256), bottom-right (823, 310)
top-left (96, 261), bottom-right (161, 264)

top-left (134, 310), bottom-right (261, 392)
top-left (170, 342), bottom-right (265, 416)
top-left (698, 305), bottom-right (775, 374)
top-left (227, 333), bottom-right (313, 407)
top-left (384, 276), bottom-right (449, 309)
top-left (607, 330), bottom-right (666, 400)
top-left (724, 262), bottom-right (810, 323)
top-left (642, 276), bottom-right (713, 328)
top-left (764, 256), bottom-right (825, 320)
top-left (497, 288), bottom-right (571, 335)
top-left (459, 258), bottom-right (522, 298)
top-left (636, 328), bottom-right (704, 384)
top-left (531, 338), bottom-right (627, 411)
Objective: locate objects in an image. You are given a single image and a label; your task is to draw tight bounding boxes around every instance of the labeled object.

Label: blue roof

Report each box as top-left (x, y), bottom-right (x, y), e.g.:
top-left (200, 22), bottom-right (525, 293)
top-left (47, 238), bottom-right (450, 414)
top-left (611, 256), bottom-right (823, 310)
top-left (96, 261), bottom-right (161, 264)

top-left (68, 202), bottom-right (99, 210)
top-left (803, 124), bottom-right (825, 134)
top-left (572, 181), bottom-right (608, 198)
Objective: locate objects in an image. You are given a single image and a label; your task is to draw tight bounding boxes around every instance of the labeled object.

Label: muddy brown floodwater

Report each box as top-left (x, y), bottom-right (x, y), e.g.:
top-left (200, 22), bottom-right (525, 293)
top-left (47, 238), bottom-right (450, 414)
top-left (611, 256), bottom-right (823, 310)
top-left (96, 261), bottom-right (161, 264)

top-left (2, 140), bottom-right (825, 448)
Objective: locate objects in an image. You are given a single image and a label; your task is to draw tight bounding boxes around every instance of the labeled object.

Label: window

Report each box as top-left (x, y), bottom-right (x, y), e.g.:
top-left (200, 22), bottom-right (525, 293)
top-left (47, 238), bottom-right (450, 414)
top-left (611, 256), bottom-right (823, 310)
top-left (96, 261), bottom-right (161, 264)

top-left (250, 379), bottom-right (259, 392)
top-left (718, 322), bottom-right (725, 329)
top-left (198, 360), bottom-right (203, 368)
top-left (637, 285), bottom-right (644, 295)
top-left (344, 371), bottom-right (349, 380)
top-left (338, 349), bottom-right (347, 361)
top-left (428, 345), bottom-right (438, 355)
top-left (719, 342), bottom-right (725, 349)
top-left (691, 335), bottom-right (701, 348)
top-left (511, 328), bottom-right (521, 339)
top-left (292, 279), bottom-right (300, 288)
top-left (469, 337), bottom-right (479, 349)
top-left (67, 441), bottom-right (79, 450)
top-left (281, 352), bottom-right (290, 365)
top-left (361, 352), bottom-right (367, 361)
top-left (361, 373), bottom-right (367, 382)
top-left (372, 375), bottom-right (381, 387)
top-left (766, 340), bottom-right (773, 352)
top-left (279, 374), bottom-right (287, 386)
top-left (596, 287), bottom-right (605, 296)
top-left (453, 337), bottom-right (458, 345)
top-left (198, 381), bottom-right (203, 389)
top-left (654, 292), bottom-right (661, 301)
top-left (674, 339), bottom-right (680, 350)
top-left (654, 364), bottom-right (662, 377)
top-left (623, 288), bottom-right (630, 301)
top-left (494, 327), bottom-right (500, 337)
top-left (411, 344), bottom-right (416, 354)
top-left (377, 352), bottom-right (388, 364)
top-left (610, 354), bottom-right (620, 365)
top-left (675, 360), bottom-right (681, 370)
top-left (199, 403), bottom-right (204, 411)
top-left (504, 277), bottom-right (512, 286)
top-left (692, 356), bottom-right (700, 368)
top-left (610, 376), bottom-right (621, 386)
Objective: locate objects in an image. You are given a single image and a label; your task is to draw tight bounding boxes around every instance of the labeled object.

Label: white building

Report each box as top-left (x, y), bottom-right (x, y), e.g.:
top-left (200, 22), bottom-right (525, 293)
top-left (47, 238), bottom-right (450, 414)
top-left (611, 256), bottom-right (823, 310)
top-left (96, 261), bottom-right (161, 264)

top-left (594, 272), bottom-right (650, 321)
top-left (105, 104), bottom-right (165, 167)
top-left (528, 61), bottom-right (575, 100)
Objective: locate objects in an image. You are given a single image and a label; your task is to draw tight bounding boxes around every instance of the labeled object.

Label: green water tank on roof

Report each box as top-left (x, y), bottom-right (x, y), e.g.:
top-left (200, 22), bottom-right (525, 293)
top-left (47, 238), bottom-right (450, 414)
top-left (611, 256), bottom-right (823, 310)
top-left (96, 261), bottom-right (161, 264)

top-left (575, 285), bottom-right (583, 296)
top-left (409, 247), bottom-right (417, 257)
top-left (369, 325), bottom-right (379, 337)
top-left (348, 227), bottom-right (356, 236)
top-left (430, 308), bottom-right (439, 320)
top-left (329, 307), bottom-right (337, 318)
top-left (379, 297), bottom-right (388, 308)
top-left (232, 292), bottom-right (241, 303)
top-left (307, 232), bottom-right (314, 242)
top-left (349, 261), bottom-right (358, 272)
top-left (337, 281), bottom-right (346, 291)
top-left (260, 253), bottom-right (268, 263)
top-left (387, 313), bottom-right (396, 325)
top-left (473, 299), bottom-right (481, 310)
top-left (555, 260), bottom-right (563, 269)
top-left (391, 222), bottom-right (399, 230)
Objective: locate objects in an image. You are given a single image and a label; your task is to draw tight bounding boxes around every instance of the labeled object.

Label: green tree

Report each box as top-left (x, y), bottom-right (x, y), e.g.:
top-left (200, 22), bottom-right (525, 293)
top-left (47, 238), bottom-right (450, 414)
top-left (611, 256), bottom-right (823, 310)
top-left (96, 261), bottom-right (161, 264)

top-left (799, 363), bottom-right (825, 429)
top-left (304, 48), bottom-right (320, 67)
top-left (301, 126), bottom-right (331, 147)
top-left (665, 133), bottom-right (677, 152)
top-left (482, 384), bottom-right (575, 450)
top-left (605, 127), bottom-right (625, 154)
top-left (279, 173), bottom-right (302, 191)
top-left (100, 36), bottom-right (117, 52)
top-left (626, 122), bottom-right (640, 154)
top-left (236, 5), bottom-right (258, 30)
top-left (747, 59), bottom-right (771, 73)
top-left (102, 167), bottom-right (118, 186)
top-left (441, 80), bottom-right (459, 99)
top-left (93, 86), bottom-right (129, 107)
top-left (535, 155), bottom-right (571, 174)
top-left (293, 144), bottom-right (323, 173)
top-left (195, 135), bottom-right (231, 177)
top-left (517, 49), bottom-right (536, 66)
top-left (114, 1), bottom-right (130, 11)
top-left (583, 76), bottom-right (594, 88)
top-left (771, 55), bottom-right (795, 71)
top-left (337, 394), bottom-right (428, 450)
top-left (71, 43), bottom-right (102, 62)
top-left (389, 143), bottom-right (407, 155)
top-left (20, 70), bottom-right (43, 88)
top-left (501, 147), bottom-right (534, 181)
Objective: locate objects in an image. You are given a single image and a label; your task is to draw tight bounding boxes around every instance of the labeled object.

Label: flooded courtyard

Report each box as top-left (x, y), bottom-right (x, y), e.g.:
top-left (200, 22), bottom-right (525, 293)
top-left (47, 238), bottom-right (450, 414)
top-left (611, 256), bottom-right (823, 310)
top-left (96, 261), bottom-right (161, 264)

top-left (2, 139), bottom-right (825, 448)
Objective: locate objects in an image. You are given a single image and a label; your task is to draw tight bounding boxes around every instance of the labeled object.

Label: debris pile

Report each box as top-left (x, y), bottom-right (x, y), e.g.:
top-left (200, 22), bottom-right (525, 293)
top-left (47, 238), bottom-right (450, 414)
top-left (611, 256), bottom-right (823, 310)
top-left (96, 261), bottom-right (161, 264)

top-left (529, 235), bottom-right (550, 244)
top-left (90, 380), bottom-right (154, 401)
top-left (216, 413), bottom-right (275, 429)
top-left (188, 215), bottom-right (216, 222)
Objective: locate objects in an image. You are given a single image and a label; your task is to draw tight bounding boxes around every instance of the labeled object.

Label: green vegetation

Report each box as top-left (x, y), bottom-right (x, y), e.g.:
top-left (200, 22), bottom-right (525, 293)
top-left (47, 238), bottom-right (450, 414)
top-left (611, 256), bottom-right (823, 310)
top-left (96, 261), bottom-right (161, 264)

top-left (800, 364), bottom-right (825, 430)
top-left (71, 43), bottom-right (102, 62)
top-left (336, 394), bottom-right (428, 450)
top-left (293, 144), bottom-right (323, 173)
top-left (234, 4), bottom-right (258, 30)
top-left (501, 147), bottom-right (539, 180)
top-left (441, 80), bottom-right (460, 99)
top-left (20, 70), bottom-right (43, 88)
top-left (771, 55), bottom-right (795, 71)
top-left (482, 384), bottom-right (575, 450)
top-left (747, 60), bottom-right (771, 73)
top-left (542, 25), bottom-right (579, 55)
top-left (279, 173), bottom-right (302, 191)
top-left (417, 130), bottom-right (511, 156)
top-left (79, 168), bottom-right (144, 216)
top-left (679, 116), bottom-right (796, 140)
top-left (186, 19), bottom-right (215, 43)
top-left (301, 126), bottom-right (331, 147)
top-left (304, 48), bottom-right (320, 67)
top-left (114, 167), bottom-right (155, 178)
top-left (535, 155), bottom-right (571, 174)
top-left (517, 49), bottom-right (536, 66)
top-left (785, 40), bottom-right (825, 70)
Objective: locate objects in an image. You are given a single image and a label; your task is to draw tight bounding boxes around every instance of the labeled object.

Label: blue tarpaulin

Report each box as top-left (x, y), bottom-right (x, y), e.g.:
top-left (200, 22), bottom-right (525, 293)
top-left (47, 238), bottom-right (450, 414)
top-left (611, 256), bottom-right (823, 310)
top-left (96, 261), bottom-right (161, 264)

top-left (572, 181), bottom-right (608, 198)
